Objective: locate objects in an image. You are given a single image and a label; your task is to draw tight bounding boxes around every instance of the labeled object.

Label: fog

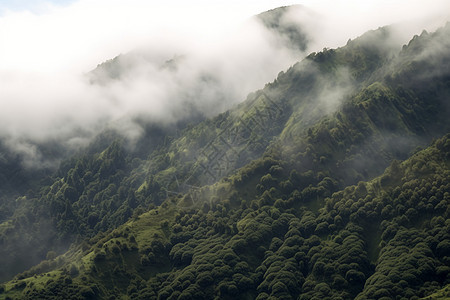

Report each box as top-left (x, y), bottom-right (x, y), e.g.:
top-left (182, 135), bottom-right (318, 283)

top-left (0, 0), bottom-right (449, 168)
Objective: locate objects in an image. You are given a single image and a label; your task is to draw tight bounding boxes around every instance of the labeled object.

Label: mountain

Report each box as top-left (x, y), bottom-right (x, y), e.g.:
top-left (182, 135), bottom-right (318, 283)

top-left (88, 5), bottom-right (311, 127)
top-left (0, 8), bottom-right (449, 300)
top-left (0, 5), bottom-right (310, 282)
top-left (3, 133), bottom-right (448, 299)
top-left (256, 5), bottom-right (310, 52)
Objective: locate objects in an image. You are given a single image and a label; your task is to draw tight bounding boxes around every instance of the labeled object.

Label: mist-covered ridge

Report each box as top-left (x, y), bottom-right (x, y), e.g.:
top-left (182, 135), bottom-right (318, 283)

top-left (0, 5), bottom-right (449, 300)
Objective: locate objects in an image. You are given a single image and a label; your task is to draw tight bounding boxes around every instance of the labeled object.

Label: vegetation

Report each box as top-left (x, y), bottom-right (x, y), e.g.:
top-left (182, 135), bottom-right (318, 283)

top-left (1, 133), bottom-right (448, 299)
top-left (0, 11), bottom-right (449, 300)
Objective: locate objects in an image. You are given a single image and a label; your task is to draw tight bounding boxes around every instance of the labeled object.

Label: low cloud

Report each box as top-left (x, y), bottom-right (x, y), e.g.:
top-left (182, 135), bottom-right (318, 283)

top-left (0, 0), bottom-right (449, 169)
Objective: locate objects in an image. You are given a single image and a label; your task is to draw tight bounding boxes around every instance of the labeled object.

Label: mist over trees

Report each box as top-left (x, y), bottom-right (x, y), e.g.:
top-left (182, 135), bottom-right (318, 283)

top-left (0, 3), bottom-right (450, 300)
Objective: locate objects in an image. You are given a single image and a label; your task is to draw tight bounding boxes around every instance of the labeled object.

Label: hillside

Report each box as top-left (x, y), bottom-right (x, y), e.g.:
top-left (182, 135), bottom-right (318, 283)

top-left (0, 5), bottom-right (312, 282)
top-left (0, 11), bottom-right (449, 300)
top-left (1, 133), bottom-right (448, 299)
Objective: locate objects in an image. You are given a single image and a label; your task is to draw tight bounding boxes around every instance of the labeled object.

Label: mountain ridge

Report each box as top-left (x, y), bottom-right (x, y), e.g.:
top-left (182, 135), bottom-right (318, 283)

top-left (0, 10), bottom-right (449, 300)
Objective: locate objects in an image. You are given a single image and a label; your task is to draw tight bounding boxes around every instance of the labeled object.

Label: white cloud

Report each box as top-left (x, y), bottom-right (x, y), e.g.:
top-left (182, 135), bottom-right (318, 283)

top-left (0, 0), bottom-right (296, 73)
top-left (0, 0), bottom-right (448, 72)
top-left (0, 0), bottom-right (449, 168)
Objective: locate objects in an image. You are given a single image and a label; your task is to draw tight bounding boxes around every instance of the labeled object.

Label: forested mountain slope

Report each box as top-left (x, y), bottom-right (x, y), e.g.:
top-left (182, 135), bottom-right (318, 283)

top-left (0, 16), bottom-right (449, 300)
top-left (1, 130), bottom-right (448, 299)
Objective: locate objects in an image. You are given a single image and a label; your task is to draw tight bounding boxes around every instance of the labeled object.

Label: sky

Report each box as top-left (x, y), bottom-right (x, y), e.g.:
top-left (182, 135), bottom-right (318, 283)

top-left (0, 0), bottom-right (75, 12)
top-left (0, 0), bottom-right (448, 73)
top-left (0, 0), bottom-right (449, 167)
top-left (0, 0), bottom-right (297, 72)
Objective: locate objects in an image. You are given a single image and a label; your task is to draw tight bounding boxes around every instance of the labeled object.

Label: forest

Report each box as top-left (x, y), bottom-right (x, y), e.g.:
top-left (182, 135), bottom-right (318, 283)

top-left (0, 7), bottom-right (449, 300)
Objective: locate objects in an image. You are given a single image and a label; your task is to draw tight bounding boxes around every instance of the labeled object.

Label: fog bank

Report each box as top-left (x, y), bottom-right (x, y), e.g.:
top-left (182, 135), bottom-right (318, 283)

top-left (0, 0), bottom-right (449, 168)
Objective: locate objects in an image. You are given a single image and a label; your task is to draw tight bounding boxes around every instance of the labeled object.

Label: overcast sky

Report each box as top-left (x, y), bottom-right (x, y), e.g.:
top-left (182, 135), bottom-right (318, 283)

top-left (0, 0), bottom-right (448, 73)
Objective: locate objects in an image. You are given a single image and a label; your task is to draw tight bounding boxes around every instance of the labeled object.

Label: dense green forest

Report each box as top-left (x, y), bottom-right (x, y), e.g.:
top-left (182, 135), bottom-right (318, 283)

top-left (0, 7), bottom-right (449, 300)
top-left (3, 133), bottom-right (448, 299)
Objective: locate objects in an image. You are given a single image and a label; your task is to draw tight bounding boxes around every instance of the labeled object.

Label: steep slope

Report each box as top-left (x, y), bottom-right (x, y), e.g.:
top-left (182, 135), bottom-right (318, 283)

top-left (0, 141), bottom-right (57, 223)
top-left (256, 5), bottom-right (310, 52)
top-left (0, 19), bottom-right (449, 293)
top-left (1, 132), bottom-right (448, 299)
top-left (88, 5), bottom-right (310, 126)
top-left (0, 6), bottom-right (311, 282)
